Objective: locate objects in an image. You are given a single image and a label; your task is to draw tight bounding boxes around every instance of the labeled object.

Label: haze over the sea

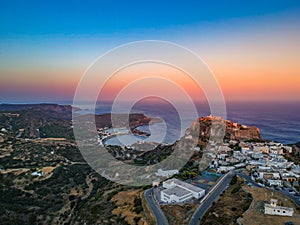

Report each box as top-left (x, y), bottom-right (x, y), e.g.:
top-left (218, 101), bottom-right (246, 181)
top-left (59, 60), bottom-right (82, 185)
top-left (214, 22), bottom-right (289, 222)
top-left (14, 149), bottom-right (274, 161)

top-left (70, 99), bottom-right (300, 145)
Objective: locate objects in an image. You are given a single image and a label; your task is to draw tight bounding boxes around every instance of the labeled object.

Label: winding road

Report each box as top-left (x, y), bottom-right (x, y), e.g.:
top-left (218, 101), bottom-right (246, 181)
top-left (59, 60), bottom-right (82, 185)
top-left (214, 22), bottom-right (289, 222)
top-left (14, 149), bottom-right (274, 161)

top-left (144, 188), bottom-right (169, 225)
top-left (188, 171), bottom-right (235, 225)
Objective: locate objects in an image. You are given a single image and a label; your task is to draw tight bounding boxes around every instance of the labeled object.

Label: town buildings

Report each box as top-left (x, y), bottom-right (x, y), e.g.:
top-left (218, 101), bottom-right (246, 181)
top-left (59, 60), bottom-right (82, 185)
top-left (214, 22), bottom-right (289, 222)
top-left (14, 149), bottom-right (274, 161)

top-left (210, 141), bottom-right (299, 189)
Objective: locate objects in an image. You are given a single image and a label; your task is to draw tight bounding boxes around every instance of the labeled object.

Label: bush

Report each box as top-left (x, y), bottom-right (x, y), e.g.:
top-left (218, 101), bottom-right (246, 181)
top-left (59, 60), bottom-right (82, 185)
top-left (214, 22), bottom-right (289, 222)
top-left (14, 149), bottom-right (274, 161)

top-left (133, 205), bottom-right (143, 214)
top-left (230, 175), bottom-right (238, 185)
top-left (134, 216), bottom-right (141, 224)
top-left (231, 185), bottom-right (241, 194)
top-left (133, 197), bottom-right (143, 214)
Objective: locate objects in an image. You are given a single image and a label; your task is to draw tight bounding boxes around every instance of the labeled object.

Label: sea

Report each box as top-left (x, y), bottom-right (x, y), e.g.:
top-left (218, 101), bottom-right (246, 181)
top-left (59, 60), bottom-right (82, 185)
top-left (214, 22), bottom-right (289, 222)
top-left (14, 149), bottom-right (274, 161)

top-left (76, 100), bottom-right (300, 146)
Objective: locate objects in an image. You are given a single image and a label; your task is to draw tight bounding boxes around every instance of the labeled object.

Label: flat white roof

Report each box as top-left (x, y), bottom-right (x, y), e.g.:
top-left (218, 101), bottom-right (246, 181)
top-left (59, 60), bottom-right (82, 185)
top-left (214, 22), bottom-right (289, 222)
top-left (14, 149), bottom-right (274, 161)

top-left (162, 186), bottom-right (191, 197)
top-left (265, 204), bottom-right (294, 212)
top-left (164, 178), bottom-right (205, 193)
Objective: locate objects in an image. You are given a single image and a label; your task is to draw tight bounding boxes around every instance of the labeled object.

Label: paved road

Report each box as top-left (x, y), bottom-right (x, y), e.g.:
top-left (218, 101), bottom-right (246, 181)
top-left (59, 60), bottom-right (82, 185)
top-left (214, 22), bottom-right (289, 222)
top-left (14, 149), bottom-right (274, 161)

top-left (144, 188), bottom-right (169, 225)
top-left (188, 171), bottom-right (235, 225)
top-left (280, 188), bottom-right (300, 208)
top-left (236, 172), bottom-right (260, 188)
top-left (237, 172), bottom-right (300, 208)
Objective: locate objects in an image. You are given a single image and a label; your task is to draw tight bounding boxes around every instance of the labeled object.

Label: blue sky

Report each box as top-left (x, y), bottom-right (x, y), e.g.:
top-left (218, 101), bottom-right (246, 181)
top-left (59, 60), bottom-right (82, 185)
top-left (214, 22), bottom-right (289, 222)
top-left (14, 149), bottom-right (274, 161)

top-left (0, 0), bottom-right (300, 102)
top-left (1, 0), bottom-right (299, 36)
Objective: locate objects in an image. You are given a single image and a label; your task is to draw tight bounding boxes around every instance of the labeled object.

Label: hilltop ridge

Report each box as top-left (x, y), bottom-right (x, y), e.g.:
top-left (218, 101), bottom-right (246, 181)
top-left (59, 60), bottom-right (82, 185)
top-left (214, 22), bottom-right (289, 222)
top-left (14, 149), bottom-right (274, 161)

top-left (194, 115), bottom-right (261, 148)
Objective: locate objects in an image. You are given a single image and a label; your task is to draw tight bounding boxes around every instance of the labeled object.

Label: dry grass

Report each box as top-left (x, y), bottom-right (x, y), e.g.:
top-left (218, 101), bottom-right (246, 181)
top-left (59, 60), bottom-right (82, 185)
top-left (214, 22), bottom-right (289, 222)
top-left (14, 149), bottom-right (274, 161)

top-left (1, 168), bottom-right (30, 175)
top-left (41, 166), bottom-right (56, 173)
top-left (111, 189), bottom-right (149, 225)
top-left (161, 203), bottom-right (199, 225)
top-left (141, 192), bottom-right (156, 225)
top-left (35, 138), bottom-right (67, 141)
top-left (240, 186), bottom-right (300, 225)
top-left (200, 177), bottom-right (252, 225)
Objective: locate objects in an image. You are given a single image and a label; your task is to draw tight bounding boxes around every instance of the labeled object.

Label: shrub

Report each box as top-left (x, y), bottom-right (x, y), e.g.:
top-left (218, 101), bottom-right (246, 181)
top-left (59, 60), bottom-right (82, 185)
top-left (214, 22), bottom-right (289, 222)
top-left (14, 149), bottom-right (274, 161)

top-left (230, 175), bottom-right (238, 185)
top-left (231, 186), bottom-right (241, 194)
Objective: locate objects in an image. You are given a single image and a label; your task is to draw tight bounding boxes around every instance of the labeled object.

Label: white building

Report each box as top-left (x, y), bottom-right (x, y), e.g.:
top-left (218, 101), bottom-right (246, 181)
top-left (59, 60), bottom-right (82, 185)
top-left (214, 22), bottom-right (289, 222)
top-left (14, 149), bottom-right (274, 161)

top-left (194, 146), bottom-right (200, 151)
top-left (31, 171), bottom-right (43, 177)
top-left (266, 179), bottom-right (283, 187)
top-left (161, 186), bottom-right (193, 203)
top-left (284, 146), bottom-right (293, 153)
top-left (270, 146), bottom-right (284, 155)
top-left (217, 166), bottom-right (235, 173)
top-left (217, 153), bottom-right (228, 160)
top-left (234, 163), bottom-right (246, 169)
top-left (155, 169), bottom-right (179, 177)
top-left (264, 199), bottom-right (294, 217)
top-left (292, 165), bottom-right (300, 174)
top-left (161, 178), bottom-right (205, 203)
top-left (233, 151), bottom-right (245, 161)
top-left (218, 145), bottom-right (232, 152)
top-left (241, 147), bottom-right (250, 154)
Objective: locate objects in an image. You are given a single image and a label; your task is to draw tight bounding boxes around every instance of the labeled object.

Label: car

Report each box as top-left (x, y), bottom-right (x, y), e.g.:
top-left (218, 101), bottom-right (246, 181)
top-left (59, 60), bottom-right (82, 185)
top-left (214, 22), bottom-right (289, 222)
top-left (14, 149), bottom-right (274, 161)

top-left (284, 222), bottom-right (294, 225)
top-left (285, 222), bottom-right (294, 225)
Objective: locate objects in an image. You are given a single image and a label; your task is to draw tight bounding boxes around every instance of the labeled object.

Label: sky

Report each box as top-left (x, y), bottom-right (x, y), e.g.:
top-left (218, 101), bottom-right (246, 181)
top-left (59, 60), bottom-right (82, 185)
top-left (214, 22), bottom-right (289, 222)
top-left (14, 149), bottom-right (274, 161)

top-left (0, 0), bottom-right (300, 103)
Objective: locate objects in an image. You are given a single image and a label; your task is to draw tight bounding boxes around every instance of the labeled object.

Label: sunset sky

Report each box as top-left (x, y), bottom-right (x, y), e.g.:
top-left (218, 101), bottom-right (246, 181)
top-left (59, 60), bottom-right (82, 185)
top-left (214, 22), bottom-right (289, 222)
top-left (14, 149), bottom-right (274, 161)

top-left (0, 0), bottom-right (299, 103)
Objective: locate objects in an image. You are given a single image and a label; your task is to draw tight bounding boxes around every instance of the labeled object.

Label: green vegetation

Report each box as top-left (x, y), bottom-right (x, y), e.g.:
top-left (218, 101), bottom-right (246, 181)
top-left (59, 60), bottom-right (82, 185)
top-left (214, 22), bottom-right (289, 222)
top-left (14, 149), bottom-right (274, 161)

top-left (0, 134), bottom-right (130, 224)
top-left (40, 124), bottom-right (74, 139)
top-left (230, 175), bottom-right (238, 185)
top-left (133, 197), bottom-right (143, 214)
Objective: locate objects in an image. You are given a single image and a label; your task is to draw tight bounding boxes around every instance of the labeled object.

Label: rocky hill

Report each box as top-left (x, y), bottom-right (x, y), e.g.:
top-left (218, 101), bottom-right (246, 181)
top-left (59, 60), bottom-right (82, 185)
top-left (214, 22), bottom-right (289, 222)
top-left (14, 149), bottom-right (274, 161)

top-left (195, 115), bottom-right (261, 148)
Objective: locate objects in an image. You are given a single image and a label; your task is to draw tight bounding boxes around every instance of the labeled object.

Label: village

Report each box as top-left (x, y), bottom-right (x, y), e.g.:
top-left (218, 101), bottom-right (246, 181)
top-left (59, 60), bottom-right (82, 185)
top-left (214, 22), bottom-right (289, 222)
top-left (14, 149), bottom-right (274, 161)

top-left (210, 140), bottom-right (299, 190)
top-left (147, 138), bottom-right (300, 223)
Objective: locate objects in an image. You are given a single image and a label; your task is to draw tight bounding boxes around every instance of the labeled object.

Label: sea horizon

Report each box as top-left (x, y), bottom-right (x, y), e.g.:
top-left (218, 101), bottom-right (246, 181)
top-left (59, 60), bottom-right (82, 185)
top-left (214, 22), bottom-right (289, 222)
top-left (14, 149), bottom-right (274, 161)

top-left (1, 100), bottom-right (299, 145)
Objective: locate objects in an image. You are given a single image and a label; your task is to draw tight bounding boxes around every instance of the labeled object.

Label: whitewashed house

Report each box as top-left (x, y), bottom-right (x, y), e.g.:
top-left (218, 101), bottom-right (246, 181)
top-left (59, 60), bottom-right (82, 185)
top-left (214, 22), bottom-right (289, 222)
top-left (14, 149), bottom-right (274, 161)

top-left (267, 179), bottom-right (283, 187)
top-left (264, 199), bottom-right (294, 217)
top-left (217, 166), bottom-right (235, 173)
top-left (155, 169), bottom-right (179, 177)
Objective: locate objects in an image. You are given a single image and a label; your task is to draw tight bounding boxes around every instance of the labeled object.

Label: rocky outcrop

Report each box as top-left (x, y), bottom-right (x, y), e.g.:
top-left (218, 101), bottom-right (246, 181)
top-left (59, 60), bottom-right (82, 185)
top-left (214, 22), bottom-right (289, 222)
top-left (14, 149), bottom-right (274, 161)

top-left (195, 115), bottom-right (260, 147)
